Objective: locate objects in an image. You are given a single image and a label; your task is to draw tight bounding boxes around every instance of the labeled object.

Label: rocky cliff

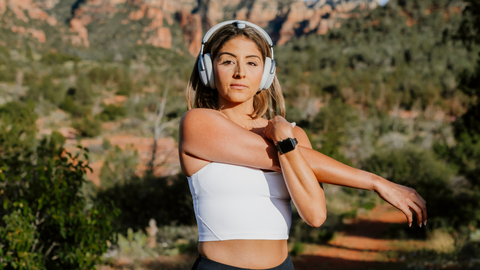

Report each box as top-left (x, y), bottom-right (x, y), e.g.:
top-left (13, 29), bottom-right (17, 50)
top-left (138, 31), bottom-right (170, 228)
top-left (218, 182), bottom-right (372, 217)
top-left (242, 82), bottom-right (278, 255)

top-left (0, 0), bottom-right (378, 56)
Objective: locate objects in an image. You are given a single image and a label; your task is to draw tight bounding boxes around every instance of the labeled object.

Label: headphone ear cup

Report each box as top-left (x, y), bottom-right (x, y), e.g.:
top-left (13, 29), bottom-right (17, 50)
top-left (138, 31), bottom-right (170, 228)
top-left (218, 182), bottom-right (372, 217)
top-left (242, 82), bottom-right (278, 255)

top-left (198, 55), bottom-right (209, 87)
top-left (204, 53), bottom-right (216, 89)
top-left (265, 58), bottom-right (275, 89)
top-left (259, 57), bottom-right (274, 90)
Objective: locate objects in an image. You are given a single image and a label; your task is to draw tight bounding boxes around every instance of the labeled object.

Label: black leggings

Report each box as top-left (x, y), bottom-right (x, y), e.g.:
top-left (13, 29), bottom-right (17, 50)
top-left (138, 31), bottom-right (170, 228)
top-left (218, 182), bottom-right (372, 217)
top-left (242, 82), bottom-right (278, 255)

top-left (191, 255), bottom-right (294, 270)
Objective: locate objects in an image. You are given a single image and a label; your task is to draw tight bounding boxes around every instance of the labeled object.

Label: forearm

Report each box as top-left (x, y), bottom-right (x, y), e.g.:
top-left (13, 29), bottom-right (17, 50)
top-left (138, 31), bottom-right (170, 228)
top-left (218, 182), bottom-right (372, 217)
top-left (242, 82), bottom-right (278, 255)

top-left (279, 148), bottom-right (326, 227)
top-left (298, 146), bottom-right (382, 191)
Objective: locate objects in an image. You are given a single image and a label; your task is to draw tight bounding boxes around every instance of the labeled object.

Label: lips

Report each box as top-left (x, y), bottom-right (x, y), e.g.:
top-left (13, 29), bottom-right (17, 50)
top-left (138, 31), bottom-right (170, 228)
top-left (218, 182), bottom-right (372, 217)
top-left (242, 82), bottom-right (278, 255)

top-left (230, 84), bottom-right (248, 89)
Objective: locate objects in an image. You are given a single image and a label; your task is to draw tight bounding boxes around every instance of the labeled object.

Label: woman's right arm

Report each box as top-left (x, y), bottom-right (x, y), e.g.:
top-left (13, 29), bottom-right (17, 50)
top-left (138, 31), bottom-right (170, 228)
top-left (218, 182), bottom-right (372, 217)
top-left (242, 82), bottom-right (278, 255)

top-left (179, 108), bottom-right (427, 227)
top-left (180, 108), bottom-right (281, 171)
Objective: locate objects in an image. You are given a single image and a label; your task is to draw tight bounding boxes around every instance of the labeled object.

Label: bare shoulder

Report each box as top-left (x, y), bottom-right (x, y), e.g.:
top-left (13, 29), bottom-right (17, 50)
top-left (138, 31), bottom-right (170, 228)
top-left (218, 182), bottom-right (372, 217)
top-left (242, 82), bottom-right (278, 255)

top-left (293, 125), bottom-right (312, 149)
top-left (181, 108), bottom-right (227, 127)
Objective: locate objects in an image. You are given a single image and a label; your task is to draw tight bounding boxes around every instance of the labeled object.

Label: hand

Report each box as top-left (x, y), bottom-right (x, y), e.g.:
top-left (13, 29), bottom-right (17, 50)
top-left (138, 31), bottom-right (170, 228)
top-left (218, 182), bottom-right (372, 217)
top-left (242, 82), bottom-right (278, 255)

top-left (373, 175), bottom-right (427, 227)
top-left (264, 116), bottom-right (295, 144)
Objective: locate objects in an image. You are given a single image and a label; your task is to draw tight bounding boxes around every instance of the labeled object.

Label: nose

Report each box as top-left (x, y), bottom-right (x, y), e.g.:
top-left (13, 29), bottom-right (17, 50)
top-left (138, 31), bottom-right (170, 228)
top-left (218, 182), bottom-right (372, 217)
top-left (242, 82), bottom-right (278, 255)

top-left (233, 62), bottom-right (245, 78)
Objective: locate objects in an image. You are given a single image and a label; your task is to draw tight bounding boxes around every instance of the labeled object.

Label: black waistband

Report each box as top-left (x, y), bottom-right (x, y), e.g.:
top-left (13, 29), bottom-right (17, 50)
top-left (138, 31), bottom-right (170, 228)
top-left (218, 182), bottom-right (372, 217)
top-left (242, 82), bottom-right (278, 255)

top-left (191, 254), bottom-right (294, 270)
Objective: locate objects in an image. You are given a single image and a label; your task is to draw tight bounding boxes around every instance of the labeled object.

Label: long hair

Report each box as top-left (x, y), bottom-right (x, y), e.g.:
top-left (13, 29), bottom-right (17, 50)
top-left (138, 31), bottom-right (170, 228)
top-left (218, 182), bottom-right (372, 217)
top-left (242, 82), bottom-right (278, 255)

top-left (186, 23), bottom-right (285, 119)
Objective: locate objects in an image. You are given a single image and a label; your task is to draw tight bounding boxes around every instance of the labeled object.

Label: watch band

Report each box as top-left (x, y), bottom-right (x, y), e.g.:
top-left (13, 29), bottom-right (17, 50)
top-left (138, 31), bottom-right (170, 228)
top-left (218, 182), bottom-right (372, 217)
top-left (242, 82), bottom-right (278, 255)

top-left (276, 138), bottom-right (298, 155)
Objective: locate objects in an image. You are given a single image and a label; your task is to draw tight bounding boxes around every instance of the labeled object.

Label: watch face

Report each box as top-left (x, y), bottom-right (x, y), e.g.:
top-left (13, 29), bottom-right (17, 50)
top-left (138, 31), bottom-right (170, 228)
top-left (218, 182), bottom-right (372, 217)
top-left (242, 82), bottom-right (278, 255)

top-left (278, 138), bottom-right (296, 154)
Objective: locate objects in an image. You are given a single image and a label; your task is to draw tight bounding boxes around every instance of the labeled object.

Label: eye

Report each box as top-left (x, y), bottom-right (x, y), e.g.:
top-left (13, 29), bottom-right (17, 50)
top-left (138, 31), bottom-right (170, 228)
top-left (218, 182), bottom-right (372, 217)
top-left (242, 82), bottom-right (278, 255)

top-left (221, 60), bottom-right (234, 65)
top-left (248, 61), bottom-right (259, 67)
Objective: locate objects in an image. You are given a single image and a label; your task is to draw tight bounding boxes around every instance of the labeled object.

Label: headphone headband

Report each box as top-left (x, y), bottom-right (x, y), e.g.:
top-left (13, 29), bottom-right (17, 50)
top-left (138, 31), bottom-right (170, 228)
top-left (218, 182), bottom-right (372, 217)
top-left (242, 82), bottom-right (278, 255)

top-left (201, 20), bottom-right (273, 47)
top-left (198, 20), bottom-right (276, 91)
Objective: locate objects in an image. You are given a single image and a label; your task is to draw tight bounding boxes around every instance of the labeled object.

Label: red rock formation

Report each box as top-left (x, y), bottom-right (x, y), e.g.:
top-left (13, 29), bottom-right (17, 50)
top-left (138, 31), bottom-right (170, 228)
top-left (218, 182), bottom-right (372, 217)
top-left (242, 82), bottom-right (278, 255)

top-left (70, 18), bottom-right (90, 47)
top-left (1, 0), bottom-right (379, 55)
top-left (0, 0), bottom-right (6, 15)
top-left (180, 10), bottom-right (202, 56)
top-left (146, 27), bottom-right (172, 49)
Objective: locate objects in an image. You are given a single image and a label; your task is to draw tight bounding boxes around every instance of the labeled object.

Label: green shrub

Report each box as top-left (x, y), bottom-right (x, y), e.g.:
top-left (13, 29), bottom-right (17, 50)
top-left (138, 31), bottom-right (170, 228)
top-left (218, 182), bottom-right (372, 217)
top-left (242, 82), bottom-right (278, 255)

top-left (75, 75), bottom-right (95, 106)
top-left (0, 65), bottom-right (16, 82)
top-left (289, 242), bottom-right (306, 256)
top-left (40, 52), bottom-right (80, 65)
top-left (72, 115), bottom-right (102, 138)
top-left (99, 104), bottom-right (127, 122)
top-left (87, 66), bottom-right (120, 85)
top-left (363, 147), bottom-right (457, 230)
top-left (0, 101), bottom-right (37, 158)
top-left (99, 145), bottom-right (139, 189)
top-left (116, 69), bottom-right (134, 96)
top-left (0, 137), bottom-right (119, 270)
top-left (27, 76), bottom-right (65, 106)
top-left (96, 173), bottom-right (195, 233)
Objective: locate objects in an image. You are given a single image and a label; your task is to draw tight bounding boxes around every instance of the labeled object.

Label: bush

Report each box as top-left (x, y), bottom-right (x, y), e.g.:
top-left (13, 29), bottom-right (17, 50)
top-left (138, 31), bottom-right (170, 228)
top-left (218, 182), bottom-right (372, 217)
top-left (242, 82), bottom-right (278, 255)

top-left (40, 52), bottom-right (80, 65)
top-left (0, 136), bottom-right (119, 270)
top-left (96, 173), bottom-right (195, 233)
top-left (99, 145), bottom-right (139, 189)
top-left (72, 115), bottom-right (102, 138)
top-left (362, 147), bottom-right (463, 231)
top-left (99, 104), bottom-right (127, 122)
top-left (87, 66), bottom-right (120, 85)
top-left (0, 101), bottom-right (37, 158)
top-left (27, 76), bottom-right (65, 106)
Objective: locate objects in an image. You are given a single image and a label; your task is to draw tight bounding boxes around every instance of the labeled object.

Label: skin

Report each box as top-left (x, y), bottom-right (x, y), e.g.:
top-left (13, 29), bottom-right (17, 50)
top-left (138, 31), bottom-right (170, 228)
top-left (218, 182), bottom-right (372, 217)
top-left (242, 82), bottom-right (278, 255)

top-left (180, 36), bottom-right (427, 268)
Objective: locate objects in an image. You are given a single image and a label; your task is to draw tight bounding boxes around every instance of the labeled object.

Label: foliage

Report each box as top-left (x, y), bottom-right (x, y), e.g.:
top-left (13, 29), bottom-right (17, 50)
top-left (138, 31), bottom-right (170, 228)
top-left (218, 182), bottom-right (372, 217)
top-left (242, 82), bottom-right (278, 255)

top-left (116, 69), bottom-right (134, 96)
top-left (116, 228), bottom-right (152, 259)
top-left (99, 145), bottom-right (139, 189)
top-left (40, 52), bottom-right (80, 65)
top-left (27, 76), bottom-right (65, 106)
top-left (309, 98), bottom-right (358, 165)
top-left (362, 147), bottom-right (475, 231)
top-left (72, 115), bottom-right (102, 138)
top-left (99, 104), bottom-right (127, 122)
top-left (96, 173), bottom-right (195, 233)
top-left (0, 136), bottom-right (119, 270)
top-left (276, 0), bottom-right (475, 112)
top-left (431, 0), bottom-right (480, 233)
top-left (0, 101), bottom-right (37, 158)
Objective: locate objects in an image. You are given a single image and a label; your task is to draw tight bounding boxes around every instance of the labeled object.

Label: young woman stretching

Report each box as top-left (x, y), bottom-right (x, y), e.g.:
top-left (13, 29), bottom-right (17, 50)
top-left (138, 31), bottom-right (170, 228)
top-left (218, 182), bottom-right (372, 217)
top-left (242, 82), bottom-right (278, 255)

top-left (179, 20), bottom-right (427, 270)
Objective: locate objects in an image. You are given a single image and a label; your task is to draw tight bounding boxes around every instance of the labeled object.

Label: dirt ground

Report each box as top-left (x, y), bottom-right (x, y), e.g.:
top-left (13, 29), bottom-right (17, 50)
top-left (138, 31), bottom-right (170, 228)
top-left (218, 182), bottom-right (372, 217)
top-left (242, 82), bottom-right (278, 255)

top-left (102, 204), bottom-right (431, 270)
top-left (292, 203), bottom-right (420, 270)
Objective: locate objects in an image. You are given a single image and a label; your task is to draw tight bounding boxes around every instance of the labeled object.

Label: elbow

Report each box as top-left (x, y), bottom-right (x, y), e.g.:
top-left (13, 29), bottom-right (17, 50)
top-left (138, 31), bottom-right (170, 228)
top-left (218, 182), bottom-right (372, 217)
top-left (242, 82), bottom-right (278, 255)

top-left (305, 212), bottom-right (327, 228)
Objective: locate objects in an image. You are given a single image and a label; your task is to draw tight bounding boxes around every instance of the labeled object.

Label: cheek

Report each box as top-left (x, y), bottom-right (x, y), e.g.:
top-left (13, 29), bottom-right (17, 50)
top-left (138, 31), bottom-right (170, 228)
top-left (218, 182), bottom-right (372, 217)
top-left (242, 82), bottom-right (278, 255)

top-left (214, 65), bottom-right (230, 86)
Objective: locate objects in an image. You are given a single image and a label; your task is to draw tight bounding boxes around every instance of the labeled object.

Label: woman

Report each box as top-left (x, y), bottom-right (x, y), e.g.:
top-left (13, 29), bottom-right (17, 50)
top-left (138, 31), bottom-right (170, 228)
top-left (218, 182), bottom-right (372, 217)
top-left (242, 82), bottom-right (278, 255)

top-left (179, 20), bottom-right (427, 270)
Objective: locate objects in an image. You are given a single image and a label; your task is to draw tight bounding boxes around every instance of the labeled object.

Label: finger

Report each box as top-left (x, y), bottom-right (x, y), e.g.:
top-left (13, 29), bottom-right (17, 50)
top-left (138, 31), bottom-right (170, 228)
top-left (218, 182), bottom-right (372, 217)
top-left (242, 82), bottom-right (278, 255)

top-left (399, 204), bottom-right (413, 227)
top-left (408, 198), bottom-right (423, 227)
top-left (414, 193), bottom-right (427, 225)
top-left (415, 191), bottom-right (427, 206)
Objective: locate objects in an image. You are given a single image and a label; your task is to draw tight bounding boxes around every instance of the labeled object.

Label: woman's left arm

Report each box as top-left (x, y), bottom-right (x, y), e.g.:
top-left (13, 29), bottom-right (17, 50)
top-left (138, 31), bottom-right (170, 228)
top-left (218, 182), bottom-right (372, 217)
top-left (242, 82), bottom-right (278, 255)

top-left (265, 116), bottom-right (326, 227)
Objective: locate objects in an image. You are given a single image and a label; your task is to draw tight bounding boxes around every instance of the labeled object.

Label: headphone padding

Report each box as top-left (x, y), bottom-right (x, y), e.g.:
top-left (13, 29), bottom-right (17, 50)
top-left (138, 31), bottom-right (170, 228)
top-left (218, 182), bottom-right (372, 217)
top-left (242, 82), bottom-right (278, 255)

top-left (198, 55), bottom-right (209, 87)
top-left (264, 59), bottom-right (276, 90)
top-left (203, 53), bottom-right (216, 89)
top-left (259, 57), bottom-right (273, 90)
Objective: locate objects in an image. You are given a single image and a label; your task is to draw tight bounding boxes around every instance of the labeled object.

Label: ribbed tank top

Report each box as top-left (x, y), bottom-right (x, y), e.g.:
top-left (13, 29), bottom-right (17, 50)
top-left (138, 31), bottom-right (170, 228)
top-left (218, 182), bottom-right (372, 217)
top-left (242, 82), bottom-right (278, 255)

top-left (187, 162), bottom-right (292, 241)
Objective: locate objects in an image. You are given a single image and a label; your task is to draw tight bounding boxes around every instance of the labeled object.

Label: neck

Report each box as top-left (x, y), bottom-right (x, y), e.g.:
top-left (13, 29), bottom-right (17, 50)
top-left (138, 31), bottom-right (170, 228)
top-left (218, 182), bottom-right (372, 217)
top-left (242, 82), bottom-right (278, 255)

top-left (219, 102), bottom-right (256, 130)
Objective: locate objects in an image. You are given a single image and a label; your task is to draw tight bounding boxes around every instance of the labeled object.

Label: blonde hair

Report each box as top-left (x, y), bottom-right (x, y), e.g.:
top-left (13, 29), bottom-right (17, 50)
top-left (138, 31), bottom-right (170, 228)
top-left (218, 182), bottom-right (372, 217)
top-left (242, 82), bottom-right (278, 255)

top-left (186, 24), bottom-right (285, 119)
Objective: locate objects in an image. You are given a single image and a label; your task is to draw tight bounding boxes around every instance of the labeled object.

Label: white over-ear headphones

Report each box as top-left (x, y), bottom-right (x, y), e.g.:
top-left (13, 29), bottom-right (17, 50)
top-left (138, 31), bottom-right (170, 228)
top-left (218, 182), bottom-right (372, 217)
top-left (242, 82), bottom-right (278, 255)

top-left (197, 20), bottom-right (276, 91)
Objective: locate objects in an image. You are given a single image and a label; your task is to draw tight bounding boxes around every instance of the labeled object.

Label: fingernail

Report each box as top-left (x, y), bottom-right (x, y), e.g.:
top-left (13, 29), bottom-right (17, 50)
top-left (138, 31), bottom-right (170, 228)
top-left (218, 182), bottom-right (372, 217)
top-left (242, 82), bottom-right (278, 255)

top-left (419, 223), bottom-right (422, 228)
top-left (409, 223), bottom-right (412, 227)
top-left (424, 220), bottom-right (427, 226)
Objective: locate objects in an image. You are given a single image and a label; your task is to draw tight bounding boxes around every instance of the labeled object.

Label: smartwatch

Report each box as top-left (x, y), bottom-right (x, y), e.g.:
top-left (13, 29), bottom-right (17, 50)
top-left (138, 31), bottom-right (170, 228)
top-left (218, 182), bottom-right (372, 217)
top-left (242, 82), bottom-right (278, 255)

top-left (276, 138), bottom-right (298, 154)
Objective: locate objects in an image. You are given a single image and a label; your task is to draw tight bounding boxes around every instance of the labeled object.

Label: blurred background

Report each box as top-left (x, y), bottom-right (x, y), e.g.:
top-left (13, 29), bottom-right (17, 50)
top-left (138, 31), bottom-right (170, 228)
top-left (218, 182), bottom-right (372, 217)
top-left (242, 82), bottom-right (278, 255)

top-left (1, 0), bottom-right (479, 269)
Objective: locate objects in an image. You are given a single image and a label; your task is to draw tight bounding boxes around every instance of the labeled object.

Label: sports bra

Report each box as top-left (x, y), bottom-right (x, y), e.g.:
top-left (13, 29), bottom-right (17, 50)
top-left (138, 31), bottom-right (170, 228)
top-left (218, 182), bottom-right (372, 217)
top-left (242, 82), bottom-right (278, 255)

top-left (187, 162), bottom-right (292, 241)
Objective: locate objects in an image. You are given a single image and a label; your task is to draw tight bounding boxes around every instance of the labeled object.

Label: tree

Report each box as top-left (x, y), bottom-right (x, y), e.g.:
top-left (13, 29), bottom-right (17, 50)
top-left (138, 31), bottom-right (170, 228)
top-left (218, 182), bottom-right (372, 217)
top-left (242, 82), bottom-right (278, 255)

top-left (0, 135), bottom-right (119, 270)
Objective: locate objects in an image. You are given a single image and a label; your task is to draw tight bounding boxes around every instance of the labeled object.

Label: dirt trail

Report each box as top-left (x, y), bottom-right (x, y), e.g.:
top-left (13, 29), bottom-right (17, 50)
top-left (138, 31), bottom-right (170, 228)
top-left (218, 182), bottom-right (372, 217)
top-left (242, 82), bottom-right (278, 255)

top-left (293, 204), bottom-right (426, 270)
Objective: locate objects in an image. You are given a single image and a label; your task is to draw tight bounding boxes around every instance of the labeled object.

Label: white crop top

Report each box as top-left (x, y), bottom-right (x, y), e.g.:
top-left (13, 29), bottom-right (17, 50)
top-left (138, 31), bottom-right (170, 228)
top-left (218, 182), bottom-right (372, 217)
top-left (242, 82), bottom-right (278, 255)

top-left (187, 162), bottom-right (292, 241)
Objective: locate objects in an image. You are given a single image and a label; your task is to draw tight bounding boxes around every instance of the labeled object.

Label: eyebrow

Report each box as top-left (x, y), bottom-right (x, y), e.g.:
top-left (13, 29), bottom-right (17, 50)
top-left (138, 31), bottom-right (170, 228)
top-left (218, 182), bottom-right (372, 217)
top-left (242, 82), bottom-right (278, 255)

top-left (218, 52), bottom-right (261, 60)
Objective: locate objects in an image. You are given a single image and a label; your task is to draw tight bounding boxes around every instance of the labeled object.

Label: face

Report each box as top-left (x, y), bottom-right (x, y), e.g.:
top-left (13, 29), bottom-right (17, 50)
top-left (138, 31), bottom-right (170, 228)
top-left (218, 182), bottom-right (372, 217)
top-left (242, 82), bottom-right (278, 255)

top-left (213, 36), bottom-right (264, 109)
